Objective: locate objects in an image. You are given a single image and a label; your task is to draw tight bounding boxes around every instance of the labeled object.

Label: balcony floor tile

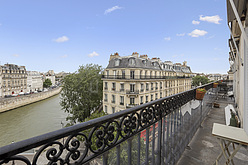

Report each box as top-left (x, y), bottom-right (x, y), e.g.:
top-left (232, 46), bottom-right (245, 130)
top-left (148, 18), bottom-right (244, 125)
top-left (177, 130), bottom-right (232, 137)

top-left (177, 97), bottom-right (248, 165)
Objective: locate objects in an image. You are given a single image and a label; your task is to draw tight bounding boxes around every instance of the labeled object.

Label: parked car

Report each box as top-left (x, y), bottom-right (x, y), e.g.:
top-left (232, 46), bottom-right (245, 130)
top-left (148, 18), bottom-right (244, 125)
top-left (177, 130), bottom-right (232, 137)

top-left (34, 91), bottom-right (38, 94)
top-left (4, 95), bottom-right (12, 98)
top-left (24, 92), bottom-right (30, 95)
top-left (11, 94), bottom-right (18, 97)
top-left (19, 92), bottom-right (24, 95)
top-left (37, 89), bottom-right (42, 92)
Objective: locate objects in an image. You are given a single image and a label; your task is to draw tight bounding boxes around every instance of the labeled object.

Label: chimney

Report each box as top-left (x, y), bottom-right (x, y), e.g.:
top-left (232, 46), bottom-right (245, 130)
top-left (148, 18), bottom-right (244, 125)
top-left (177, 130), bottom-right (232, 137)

top-left (110, 52), bottom-right (120, 60)
top-left (183, 61), bottom-right (187, 66)
top-left (132, 52), bottom-right (139, 57)
top-left (140, 54), bottom-right (148, 59)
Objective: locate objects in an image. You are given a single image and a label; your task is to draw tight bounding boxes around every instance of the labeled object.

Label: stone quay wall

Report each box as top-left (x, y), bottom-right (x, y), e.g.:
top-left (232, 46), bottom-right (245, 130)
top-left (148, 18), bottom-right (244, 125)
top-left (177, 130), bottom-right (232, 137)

top-left (0, 87), bottom-right (62, 113)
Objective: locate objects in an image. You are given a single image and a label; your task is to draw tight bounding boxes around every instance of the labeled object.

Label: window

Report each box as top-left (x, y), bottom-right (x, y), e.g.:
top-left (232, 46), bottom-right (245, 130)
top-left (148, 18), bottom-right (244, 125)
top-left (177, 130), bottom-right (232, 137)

top-left (105, 82), bottom-right (108, 90)
top-left (160, 82), bottom-right (162, 89)
top-left (155, 93), bottom-right (158, 100)
top-left (122, 70), bottom-right (125, 79)
top-left (112, 82), bottom-right (116, 90)
top-left (106, 70), bottom-right (109, 77)
top-left (130, 84), bottom-right (135, 92)
top-left (130, 97), bottom-right (135, 104)
top-left (112, 107), bottom-right (115, 113)
top-left (151, 95), bottom-right (153, 101)
top-left (120, 83), bottom-right (124, 92)
top-left (140, 96), bottom-right (143, 104)
top-left (140, 83), bottom-right (144, 92)
top-left (140, 70), bottom-right (142, 79)
top-left (115, 59), bottom-right (120, 66)
top-left (146, 83), bottom-right (149, 91)
top-left (155, 82), bottom-right (158, 90)
top-left (112, 95), bottom-right (115, 103)
top-left (104, 94), bottom-right (108, 102)
top-left (120, 96), bottom-right (124, 105)
top-left (129, 58), bottom-right (135, 65)
top-left (142, 60), bottom-right (147, 66)
top-left (130, 71), bottom-right (135, 79)
top-left (151, 83), bottom-right (153, 90)
top-left (146, 96), bottom-right (149, 103)
top-left (105, 105), bottom-right (108, 113)
top-left (160, 92), bottom-right (162, 98)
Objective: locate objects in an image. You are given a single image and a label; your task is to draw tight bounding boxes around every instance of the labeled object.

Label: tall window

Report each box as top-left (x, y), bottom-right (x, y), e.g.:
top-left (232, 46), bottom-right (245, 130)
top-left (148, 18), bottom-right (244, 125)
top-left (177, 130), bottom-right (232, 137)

top-left (146, 83), bottom-right (149, 91)
top-left (155, 93), bottom-right (158, 100)
top-left (105, 105), bottom-right (108, 113)
top-left (105, 82), bottom-right (108, 90)
top-left (130, 84), bottom-right (135, 92)
top-left (140, 83), bottom-right (144, 91)
top-left (151, 83), bottom-right (153, 90)
top-left (115, 59), bottom-right (120, 66)
top-left (140, 96), bottom-right (143, 104)
top-left (112, 107), bottom-right (115, 113)
top-left (160, 82), bottom-right (162, 89)
top-left (129, 58), bottom-right (135, 65)
top-left (120, 96), bottom-right (124, 105)
top-left (104, 94), bottom-right (108, 101)
top-left (151, 94), bottom-right (153, 101)
top-left (146, 95), bottom-right (149, 103)
top-left (106, 70), bottom-right (109, 77)
top-left (160, 92), bottom-right (162, 98)
top-left (130, 97), bottom-right (135, 104)
top-left (113, 70), bottom-right (116, 78)
top-left (130, 71), bottom-right (135, 79)
top-left (112, 95), bottom-right (115, 103)
top-left (120, 83), bottom-right (124, 91)
top-left (112, 82), bottom-right (116, 90)
top-left (140, 70), bottom-right (142, 79)
top-left (122, 70), bottom-right (125, 79)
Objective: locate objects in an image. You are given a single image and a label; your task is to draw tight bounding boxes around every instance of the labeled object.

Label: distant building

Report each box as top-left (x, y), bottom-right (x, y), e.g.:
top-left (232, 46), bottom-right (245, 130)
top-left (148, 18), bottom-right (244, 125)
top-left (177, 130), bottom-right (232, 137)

top-left (42, 70), bottom-right (56, 86)
top-left (27, 71), bottom-right (43, 92)
top-left (0, 64), bottom-right (27, 96)
top-left (102, 52), bottom-right (192, 114)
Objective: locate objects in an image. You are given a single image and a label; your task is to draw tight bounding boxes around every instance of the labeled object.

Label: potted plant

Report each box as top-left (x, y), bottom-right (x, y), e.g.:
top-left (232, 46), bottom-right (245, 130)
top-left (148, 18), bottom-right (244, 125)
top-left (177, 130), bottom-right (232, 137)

top-left (213, 83), bottom-right (218, 88)
top-left (196, 88), bottom-right (206, 100)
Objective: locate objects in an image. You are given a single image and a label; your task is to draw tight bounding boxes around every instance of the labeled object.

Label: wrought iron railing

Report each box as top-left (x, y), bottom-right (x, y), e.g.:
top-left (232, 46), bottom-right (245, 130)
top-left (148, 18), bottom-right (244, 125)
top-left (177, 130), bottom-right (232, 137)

top-left (0, 82), bottom-right (216, 165)
top-left (126, 90), bottom-right (139, 94)
top-left (102, 75), bottom-right (192, 80)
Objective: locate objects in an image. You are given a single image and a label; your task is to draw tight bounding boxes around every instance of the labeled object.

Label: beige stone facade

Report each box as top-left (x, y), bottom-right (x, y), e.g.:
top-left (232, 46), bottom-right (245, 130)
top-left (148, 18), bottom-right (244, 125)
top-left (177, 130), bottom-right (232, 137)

top-left (1, 64), bottom-right (27, 96)
top-left (102, 52), bottom-right (192, 114)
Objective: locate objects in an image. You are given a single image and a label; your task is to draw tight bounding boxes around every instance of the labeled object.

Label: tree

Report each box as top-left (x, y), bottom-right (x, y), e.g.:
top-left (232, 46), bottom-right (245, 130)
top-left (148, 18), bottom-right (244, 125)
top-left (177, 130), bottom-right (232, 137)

top-left (192, 76), bottom-right (210, 87)
top-left (43, 78), bottom-right (52, 88)
top-left (60, 64), bottom-right (103, 124)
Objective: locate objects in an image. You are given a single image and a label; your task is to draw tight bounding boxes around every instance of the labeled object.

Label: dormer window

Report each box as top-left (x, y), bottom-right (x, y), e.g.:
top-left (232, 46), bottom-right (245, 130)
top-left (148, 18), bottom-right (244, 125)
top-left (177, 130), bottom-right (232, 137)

top-left (142, 60), bottom-right (147, 66)
top-left (114, 59), bottom-right (120, 66)
top-left (129, 58), bottom-right (135, 65)
top-left (153, 62), bottom-right (158, 67)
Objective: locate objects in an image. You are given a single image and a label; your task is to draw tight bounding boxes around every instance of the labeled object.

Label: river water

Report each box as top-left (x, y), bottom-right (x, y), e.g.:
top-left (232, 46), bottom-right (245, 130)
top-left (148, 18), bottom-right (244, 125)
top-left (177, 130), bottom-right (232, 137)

top-left (0, 94), bottom-right (69, 147)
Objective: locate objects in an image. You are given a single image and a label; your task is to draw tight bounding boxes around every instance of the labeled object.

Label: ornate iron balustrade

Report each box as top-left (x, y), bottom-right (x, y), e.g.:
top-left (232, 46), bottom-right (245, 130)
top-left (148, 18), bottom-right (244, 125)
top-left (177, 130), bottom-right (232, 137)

top-left (126, 90), bottom-right (139, 94)
top-left (0, 82), bottom-right (215, 165)
top-left (102, 75), bottom-right (192, 80)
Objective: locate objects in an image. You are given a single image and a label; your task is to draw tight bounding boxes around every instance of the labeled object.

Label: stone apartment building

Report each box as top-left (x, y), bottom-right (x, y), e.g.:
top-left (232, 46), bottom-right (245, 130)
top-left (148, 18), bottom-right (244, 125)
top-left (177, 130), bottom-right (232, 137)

top-left (102, 52), bottom-right (192, 114)
top-left (0, 64), bottom-right (27, 96)
top-left (27, 71), bottom-right (43, 92)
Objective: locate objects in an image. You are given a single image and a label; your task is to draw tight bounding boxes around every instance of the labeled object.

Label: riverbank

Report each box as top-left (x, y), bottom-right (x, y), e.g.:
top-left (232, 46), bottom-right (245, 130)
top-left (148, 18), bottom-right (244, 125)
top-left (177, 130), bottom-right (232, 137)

top-left (0, 87), bottom-right (62, 113)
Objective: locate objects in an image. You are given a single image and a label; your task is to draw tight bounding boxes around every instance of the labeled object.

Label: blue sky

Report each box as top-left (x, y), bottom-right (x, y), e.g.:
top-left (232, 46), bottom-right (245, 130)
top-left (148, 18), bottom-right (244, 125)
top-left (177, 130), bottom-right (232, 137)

top-left (0, 0), bottom-right (229, 74)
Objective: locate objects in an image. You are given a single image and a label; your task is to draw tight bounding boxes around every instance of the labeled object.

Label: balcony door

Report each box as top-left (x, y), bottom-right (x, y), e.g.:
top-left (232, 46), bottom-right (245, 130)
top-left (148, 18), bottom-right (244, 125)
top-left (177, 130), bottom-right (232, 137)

top-left (130, 84), bottom-right (135, 92)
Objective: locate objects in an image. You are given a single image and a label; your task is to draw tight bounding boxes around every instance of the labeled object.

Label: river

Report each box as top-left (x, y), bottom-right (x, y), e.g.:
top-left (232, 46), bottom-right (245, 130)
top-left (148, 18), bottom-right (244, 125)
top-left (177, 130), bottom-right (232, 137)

top-left (0, 94), bottom-right (69, 147)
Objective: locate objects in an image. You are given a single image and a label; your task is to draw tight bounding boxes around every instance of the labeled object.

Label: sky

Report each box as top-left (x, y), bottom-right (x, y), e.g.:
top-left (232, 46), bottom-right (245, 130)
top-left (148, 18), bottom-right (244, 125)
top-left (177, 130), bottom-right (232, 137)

top-left (0, 0), bottom-right (230, 74)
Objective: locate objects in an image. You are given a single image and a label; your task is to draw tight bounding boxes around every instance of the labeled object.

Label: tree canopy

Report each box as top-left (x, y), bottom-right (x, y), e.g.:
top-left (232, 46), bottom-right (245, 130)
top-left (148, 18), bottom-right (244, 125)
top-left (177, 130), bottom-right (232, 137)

top-left (43, 78), bottom-right (52, 88)
top-left (60, 64), bottom-right (103, 124)
top-left (192, 75), bottom-right (210, 87)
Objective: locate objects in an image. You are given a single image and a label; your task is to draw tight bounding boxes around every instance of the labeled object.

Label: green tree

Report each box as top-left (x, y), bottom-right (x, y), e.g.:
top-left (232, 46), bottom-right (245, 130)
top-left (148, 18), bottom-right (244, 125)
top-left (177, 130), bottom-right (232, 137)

top-left (43, 78), bottom-right (52, 88)
top-left (60, 64), bottom-right (103, 124)
top-left (192, 76), bottom-right (210, 87)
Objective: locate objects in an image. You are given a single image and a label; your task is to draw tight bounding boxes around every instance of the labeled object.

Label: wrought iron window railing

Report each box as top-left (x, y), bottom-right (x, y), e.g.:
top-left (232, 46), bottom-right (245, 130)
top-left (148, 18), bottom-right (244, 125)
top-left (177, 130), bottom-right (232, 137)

top-left (0, 82), bottom-right (216, 165)
top-left (102, 75), bottom-right (192, 80)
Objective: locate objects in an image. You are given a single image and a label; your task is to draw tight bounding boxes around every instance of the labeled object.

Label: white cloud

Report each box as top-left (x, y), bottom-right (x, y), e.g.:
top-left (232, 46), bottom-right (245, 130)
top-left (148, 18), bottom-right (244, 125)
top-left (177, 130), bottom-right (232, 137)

top-left (54, 36), bottom-right (69, 43)
top-left (88, 51), bottom-right (99, 57)
top-left (188, 29), bottom-right (208, 37)
top-left (105, 6), bottom-right (122, 15)
top-left (199, 15), bottom-right (222, 24)
top-left (164, 37), bottom-right (171, 41)
top-left (176, 33), bottom-right (185, 37)
top-left (192, 20), bottom-right (200, 25)
top-left (13, 54), bottom-right (19, 57)
top-left (61, 54), bottom-right (68, 58)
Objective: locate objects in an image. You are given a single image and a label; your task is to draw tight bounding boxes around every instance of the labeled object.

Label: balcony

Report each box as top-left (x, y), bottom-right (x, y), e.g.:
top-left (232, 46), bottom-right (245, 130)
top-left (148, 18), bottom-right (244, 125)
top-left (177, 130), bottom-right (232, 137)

top-left (120, 88), bottom-right (125, 92)
top-left (1, 82), bottom-right (237, 165)
top-left (102, 75), bottom-right (192, 80)
top-left (126, 103), bottom-right (139, 108)
top-left (126, 90), bottom-right (139, 95)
